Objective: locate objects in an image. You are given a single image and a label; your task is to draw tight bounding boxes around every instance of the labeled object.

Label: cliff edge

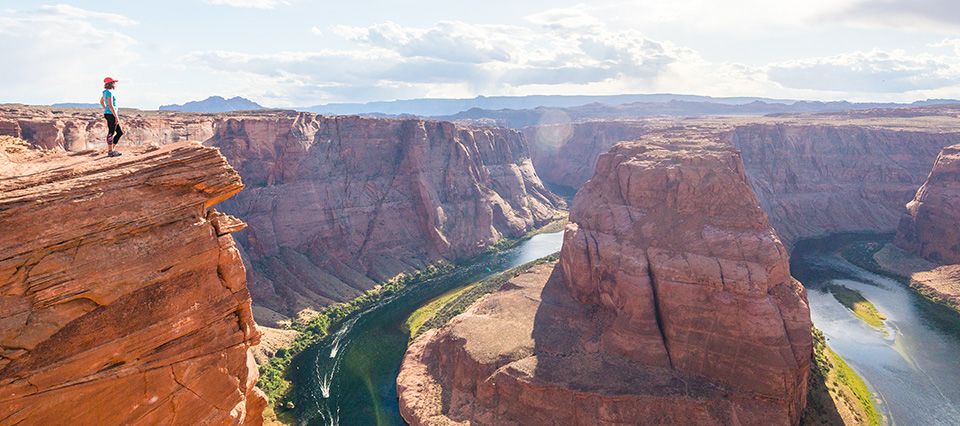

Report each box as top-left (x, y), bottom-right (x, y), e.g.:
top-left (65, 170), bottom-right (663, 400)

top-left (0, 139), bottom-right (266, 424)
top-left (895, 144), bottom-right (960, 264)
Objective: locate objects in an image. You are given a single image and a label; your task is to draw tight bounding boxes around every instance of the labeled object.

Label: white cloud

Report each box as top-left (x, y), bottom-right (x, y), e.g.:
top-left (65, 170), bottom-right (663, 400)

top-left (0, 5), bottom-right (138, 104)
top-left (190, 15), bottom-right (697, 103)
top-left (206, 0), bottom-right (289, 9)
top-left (767, 49), bottom-right (959, 93)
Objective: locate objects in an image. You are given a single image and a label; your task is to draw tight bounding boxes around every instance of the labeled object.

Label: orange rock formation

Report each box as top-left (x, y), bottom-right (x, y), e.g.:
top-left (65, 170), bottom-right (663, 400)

top-left (398, 134), bottom-right (812, 425)
top-left (0, 140), bottom-right (266, 424)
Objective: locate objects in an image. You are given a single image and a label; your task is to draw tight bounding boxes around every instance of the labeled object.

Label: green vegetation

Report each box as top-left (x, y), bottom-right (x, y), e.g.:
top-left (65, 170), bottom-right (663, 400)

top-left (803, 328), bottom-right (883, 426)
top-left (410, 254), bottom-right (559, 339)
top-left (839, 237), bottom-right (960, 321)
top-left (255, 261), bottom-right (453, 409)
top-left (405, 282), bottom-right (480, 338)
top-left (826, 285), bottom-right (887, 330)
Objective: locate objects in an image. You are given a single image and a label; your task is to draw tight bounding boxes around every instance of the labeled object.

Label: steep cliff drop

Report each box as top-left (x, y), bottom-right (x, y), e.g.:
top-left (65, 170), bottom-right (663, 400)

top-left (886, 144), bottom-right (960, 312)
top-left (398, 134), bottom-right (812, 424)
top-left (524, 109), bottom-right (960, 247)
top-left (0, 106), bottom-right (564, 318)
top-left (0, 139), bottom-right (266, 424)
top-left (205, 114), bottom-right (563, 316)
top-left (895, 144), bottom-right (960, 264)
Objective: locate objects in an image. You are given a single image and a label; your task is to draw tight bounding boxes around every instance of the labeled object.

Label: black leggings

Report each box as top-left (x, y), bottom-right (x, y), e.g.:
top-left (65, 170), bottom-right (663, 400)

top-left (105, 114), bottom-right (124, 145)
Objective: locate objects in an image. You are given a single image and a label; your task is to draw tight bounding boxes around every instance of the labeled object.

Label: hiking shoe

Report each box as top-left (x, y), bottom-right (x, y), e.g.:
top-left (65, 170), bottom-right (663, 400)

top-left (108, 151), bottom-right (122, 157)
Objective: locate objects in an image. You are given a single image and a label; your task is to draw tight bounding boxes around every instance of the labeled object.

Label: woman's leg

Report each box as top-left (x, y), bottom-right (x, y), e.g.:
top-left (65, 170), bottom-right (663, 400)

top-left (114, 124), bottom-right (124, 146)
top-left (105, 115), bottom-right (117, 152)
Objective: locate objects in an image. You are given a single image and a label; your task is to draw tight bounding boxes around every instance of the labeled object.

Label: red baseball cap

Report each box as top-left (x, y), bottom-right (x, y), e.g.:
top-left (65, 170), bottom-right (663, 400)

top-left (103, 77), bottom-right (119, 84)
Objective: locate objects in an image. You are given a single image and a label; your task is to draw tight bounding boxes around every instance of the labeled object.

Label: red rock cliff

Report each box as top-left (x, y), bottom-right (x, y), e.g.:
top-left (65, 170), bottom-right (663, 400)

top-left (0, 140), bottom-right (266, 424)
top-left (2, 106), bottom-right (564, 316)
top-left (731, 123), bottom-right (956, 245)
top-left (398, 133), bottom-right (812, 425)
top-left (524, 114), bottom-right (960, 246)
top-left (895, 144), bottom-right (960, 264)
top-left (205, 114), bottom-right (563, 315)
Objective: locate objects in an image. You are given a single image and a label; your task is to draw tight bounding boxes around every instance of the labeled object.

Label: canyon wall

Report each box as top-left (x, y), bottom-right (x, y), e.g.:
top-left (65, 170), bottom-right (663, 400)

top-left (732, 124), bottom-right (957, 246)
top-left (399, 134), bottom-right (812, 425)
top-left (1, 106), bottom-right (563, 316)
top-left (207, 115), bottom-right (563, 315)
top-left (524, 116), bottom-right (960, 246)
top-left (0, 140), bottom-right (266, 424)
top-left (895, 144), bottom-right (960, 264)
top-left (0, 105), bottom-right (216, 150)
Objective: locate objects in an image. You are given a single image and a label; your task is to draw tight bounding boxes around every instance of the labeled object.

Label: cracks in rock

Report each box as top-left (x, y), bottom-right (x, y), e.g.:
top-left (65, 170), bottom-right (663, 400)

top-left (769, 286), bottom-right (803, 369)
top-left (645, 250), bottom-right (674, 370)
top-left (170, 365), bottom-right (220, 410)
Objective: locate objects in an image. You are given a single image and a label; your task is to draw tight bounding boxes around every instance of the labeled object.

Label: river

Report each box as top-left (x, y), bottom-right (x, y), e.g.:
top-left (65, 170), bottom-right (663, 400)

top-left (291, 231), bottom-right (960, 425)
top-left (288, 231), bottom-right (564, 426)
top-left (792, 234), bottom-right (960, 425)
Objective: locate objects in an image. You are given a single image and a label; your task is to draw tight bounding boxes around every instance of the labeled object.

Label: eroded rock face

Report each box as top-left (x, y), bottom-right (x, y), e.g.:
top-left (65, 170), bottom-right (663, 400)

top-left (399, 135), bottom-right (812, 425)
top-left (732, 124), bottom-right (956, 246)
top-left (2, 106), bottom-right (564, 316)
top-left (0, 141), bottom-right (266, 424)
top-left (895, 144), bottom-right (960, 264)
top-left (525, 117), bottom-right (960, 247)
top-left (206, 115), bottom-right (563, 315)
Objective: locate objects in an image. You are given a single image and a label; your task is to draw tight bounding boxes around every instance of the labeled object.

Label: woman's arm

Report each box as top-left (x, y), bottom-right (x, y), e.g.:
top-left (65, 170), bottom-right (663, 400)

top-left (100, 96), bottom-right (105, 110)
top-left (107, 96), bottom-right (118, 121)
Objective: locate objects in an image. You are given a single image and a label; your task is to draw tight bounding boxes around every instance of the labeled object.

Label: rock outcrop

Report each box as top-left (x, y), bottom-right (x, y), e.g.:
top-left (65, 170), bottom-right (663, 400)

top-left (399, 134), bottom-right (812, 425)
top-left (0, 105), bottom-right (564, 317)
top-left (895, 144), bottom-right (960, 264)
top-left (0, 140), bottom-right (266, 424)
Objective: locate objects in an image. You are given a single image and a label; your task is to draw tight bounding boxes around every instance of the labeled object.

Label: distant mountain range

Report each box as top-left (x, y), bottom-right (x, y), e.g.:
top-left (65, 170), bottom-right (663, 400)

top-left (301, 94), bottom-right (801, 116)
top-left (434, 98), bottom-right (960, 128)
top-left (159, 96), bottom-right (263, 113)
top-left (46, 94), bottom-right (959, 123)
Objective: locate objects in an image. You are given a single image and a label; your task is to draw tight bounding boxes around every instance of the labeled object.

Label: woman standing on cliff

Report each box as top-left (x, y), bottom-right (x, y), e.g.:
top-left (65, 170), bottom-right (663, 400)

top-left (100, 77), bottom-right (123, 157)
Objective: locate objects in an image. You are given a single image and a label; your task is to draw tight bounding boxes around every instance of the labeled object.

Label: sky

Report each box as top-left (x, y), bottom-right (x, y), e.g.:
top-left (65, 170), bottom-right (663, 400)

top-left (1, 0), bottom-right (959, 108)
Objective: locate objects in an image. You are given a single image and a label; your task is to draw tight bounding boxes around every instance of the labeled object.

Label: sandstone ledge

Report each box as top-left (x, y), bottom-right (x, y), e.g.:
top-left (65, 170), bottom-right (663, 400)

top-left (0, 142), bottom-right (266, 424)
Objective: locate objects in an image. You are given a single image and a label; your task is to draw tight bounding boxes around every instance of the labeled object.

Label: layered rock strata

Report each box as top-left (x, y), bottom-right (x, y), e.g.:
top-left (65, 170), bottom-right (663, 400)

top-left (895, 144), bottom-right (960, 264)
top-left (523, 113), bottom-right (960, 247)
top-left (399, 135), bottom-right (812, 425)
top-left (732, 124), bottom-right (957, 246)
top-left (202, 115), bottom-right (563, 315)
top-left (0, 141), bottom-right (266, 424)
top-left (0, 105), bottom-right (563, 316)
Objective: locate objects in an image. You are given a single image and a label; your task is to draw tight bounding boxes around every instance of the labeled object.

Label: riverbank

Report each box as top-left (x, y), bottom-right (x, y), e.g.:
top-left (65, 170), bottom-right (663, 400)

top-left (405, 254), bottom-right (559, 339)
top-left (802, 329), bottom-right (882, 426)
top-left (840, 237), bottom-right (960, 316)
top-left (793, 232), bottom-right (960, 424)
top-left (258, 261), bottom-right (453, 423)
top-left (256, 220), bottom-right (567, 423)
